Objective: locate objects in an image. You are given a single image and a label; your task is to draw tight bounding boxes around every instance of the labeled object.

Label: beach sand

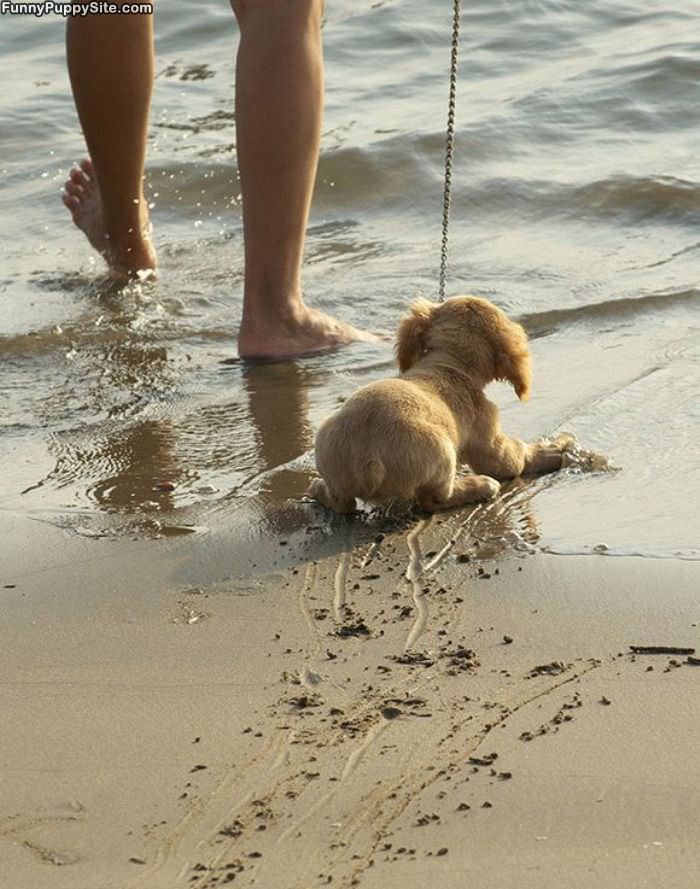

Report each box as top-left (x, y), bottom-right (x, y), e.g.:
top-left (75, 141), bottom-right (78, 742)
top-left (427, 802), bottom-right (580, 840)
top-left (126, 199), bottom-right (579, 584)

top-left (3, 506), bottom-right (700, 889)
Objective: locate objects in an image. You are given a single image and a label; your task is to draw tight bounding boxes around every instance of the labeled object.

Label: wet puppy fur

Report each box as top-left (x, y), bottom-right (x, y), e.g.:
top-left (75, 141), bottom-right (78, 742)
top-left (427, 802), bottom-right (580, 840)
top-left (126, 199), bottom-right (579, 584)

top-left (309, 295), bottom-right (573, 513)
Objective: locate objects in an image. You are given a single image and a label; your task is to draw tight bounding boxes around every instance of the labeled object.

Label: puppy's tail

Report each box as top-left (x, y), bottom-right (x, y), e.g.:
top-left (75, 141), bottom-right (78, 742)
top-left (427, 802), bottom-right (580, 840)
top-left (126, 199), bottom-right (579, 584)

top-left (363, 457), bottom-right (386, 500)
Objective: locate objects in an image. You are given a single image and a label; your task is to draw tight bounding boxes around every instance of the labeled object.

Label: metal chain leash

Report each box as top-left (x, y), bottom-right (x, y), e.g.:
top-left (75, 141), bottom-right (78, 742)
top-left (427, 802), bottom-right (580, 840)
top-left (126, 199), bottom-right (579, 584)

top-left (438, 0), bottom-right (462, 302)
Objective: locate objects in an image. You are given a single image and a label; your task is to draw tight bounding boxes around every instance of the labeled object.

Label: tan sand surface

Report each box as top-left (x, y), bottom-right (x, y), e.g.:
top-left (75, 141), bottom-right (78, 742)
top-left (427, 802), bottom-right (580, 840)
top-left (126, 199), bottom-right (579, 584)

top-left (2, 508), bottom-right (700, 889)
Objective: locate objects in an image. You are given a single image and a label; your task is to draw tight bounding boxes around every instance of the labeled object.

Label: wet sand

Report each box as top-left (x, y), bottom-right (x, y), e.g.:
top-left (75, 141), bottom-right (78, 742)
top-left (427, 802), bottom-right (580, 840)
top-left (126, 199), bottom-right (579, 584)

top-left (3, 508), bottom-right (700, 889)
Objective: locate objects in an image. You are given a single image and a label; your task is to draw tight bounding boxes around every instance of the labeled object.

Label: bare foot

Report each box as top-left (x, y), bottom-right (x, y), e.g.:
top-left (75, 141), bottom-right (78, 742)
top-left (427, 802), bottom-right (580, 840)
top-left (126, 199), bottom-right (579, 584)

top-left (62, 158), bottom-right (157, 280)
top-left (238, 303), bottom-right (381, 360)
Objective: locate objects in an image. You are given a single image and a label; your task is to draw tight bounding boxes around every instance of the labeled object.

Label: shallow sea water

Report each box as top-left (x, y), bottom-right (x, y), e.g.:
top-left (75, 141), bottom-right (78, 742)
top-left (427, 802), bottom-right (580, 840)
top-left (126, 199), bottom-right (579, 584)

top-left (1, 0), bottom-right (699, 562)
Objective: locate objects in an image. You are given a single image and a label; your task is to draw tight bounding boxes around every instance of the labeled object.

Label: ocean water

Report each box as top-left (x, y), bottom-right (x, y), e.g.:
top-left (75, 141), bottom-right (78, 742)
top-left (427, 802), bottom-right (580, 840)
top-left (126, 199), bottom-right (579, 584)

top-left (1, 0), bottom-right (698, 563)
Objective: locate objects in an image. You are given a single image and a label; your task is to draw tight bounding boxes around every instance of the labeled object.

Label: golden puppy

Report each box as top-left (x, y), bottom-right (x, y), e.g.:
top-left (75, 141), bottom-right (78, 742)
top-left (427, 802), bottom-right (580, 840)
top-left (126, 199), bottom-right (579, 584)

top-left (308, 296), bottom-right (573, 513)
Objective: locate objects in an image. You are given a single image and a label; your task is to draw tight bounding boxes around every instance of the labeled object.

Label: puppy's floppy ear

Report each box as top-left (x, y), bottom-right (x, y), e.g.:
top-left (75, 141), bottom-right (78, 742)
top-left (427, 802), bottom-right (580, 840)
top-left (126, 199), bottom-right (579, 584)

top-left (396, 299), bottom-right (436, 372)
top-left (493, 317), bottom-right (532, 400)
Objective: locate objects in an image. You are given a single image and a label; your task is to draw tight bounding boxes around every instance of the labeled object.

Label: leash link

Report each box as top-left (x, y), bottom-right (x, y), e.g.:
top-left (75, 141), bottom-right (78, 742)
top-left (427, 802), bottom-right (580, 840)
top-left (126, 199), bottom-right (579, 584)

top-left (438, 0), bottom-right (462, 302)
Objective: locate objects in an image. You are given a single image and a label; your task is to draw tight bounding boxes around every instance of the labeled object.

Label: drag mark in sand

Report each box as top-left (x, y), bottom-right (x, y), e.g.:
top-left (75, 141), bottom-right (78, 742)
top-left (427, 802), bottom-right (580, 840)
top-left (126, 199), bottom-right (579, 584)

top-left (0, 809), bottom-right (84, 868)
top-left (297, 561), bottom-right (321, 649)
top-left (404, 575), bottom-right (429, 653)
top-left (290, 559), bottom-right (336, 678)
top-left (131, 483), bottom-right (601, 889)
top-left (296, 556), bottom-right (349, 697)
top-left (333, 550), bottom-right (350, 622)
top-left (344, 657), bottom-right (604, 889)
top-left (360, 534), bottom-right (384, 569)
top-left (401, 488), bottom-right (530, 653)
top-left (401, 500), bottom-right (499, 651)
top-left (404, 518), bottom-right (432, 651)
top-left (126, 728), bottom-right (295, 889)
top-left (339, 717), bottom-right (390, 783)
top-left (271, 717), bottom-right (391, 851)
top-left (185, 687), bottom-right (389, 880)
top-left (21, 840), bottom-right (80, 867)
top-left (404, 517), bottom-right (430, 583)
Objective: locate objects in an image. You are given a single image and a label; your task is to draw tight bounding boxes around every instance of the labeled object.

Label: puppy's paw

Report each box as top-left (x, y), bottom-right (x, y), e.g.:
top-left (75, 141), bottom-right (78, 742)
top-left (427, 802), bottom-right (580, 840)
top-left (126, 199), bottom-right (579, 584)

top-left (551, 431), bottom-right (576, 452)
top-left (307, 478), bottom-right (357, 514)
top-left (476, 475), bottom-right (501, 500)
top-left (307, 477), bottom-right (330, 506)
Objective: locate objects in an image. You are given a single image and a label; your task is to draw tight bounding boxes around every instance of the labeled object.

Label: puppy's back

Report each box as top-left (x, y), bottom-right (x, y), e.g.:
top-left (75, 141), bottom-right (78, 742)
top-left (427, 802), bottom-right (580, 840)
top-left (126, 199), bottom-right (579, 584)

top-left (315, 377), bottom-right (458, 504)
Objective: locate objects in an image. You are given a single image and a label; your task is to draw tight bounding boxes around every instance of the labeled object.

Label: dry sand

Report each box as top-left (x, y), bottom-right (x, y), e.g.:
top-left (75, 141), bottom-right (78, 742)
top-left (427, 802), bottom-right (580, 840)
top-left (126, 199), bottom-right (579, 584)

top-left (2, 505), bottom-right (700, 889)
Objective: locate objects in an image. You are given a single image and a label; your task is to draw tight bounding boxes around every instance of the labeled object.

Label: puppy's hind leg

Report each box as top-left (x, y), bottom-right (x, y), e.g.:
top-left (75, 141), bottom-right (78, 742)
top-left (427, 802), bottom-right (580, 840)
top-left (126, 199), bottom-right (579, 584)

top-left (417, 475), bottom-right (500, 513)
top-left (308, 478), bottom-right (356, 514)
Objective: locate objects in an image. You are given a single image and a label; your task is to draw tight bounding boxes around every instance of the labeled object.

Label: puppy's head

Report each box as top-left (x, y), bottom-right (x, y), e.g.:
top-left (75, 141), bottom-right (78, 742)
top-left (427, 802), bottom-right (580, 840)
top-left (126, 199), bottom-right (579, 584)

top-left (396, 295), bottom-right (531, 400)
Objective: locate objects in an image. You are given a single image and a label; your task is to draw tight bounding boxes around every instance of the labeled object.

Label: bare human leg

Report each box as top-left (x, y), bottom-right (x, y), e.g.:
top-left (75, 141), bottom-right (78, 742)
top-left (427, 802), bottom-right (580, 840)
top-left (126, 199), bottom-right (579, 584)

top-left (232, 0), bottom-right (377, 359)
top-left (63, 4), bottom-right (156, 279)
top-left (63, 1), bottom-right (374, 353)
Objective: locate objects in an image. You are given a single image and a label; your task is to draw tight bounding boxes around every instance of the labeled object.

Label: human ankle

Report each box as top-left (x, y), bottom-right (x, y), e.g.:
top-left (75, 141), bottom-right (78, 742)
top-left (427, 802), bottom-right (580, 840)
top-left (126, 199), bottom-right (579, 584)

top-left (104, 206), bottom-right (154, 268)
top-left (241, 292), bottom-right (306, 331)
top-left (105, 230), bottom-right (156, 273)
